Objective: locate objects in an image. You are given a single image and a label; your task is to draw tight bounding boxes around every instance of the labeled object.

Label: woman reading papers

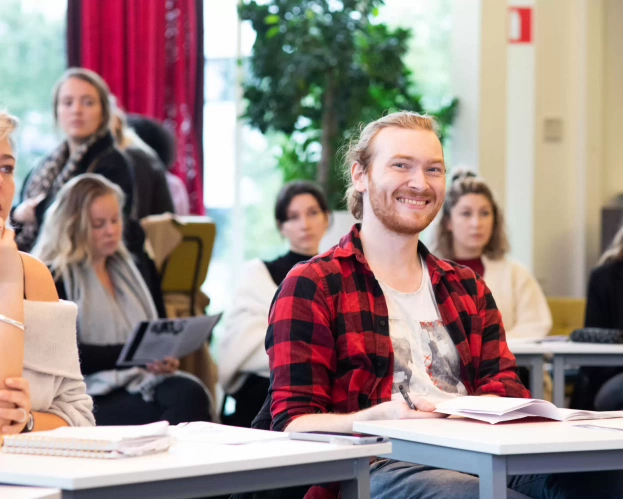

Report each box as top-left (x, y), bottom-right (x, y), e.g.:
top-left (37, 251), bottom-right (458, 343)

top-left (33, 174), bottom-right (211, 425)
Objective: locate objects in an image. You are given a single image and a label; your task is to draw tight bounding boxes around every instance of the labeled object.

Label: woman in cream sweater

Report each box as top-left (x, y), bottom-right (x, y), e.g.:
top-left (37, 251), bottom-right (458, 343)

top-left (0, 111), bottom-right (94, 434)
top-left (218, 181), bottom-right (330, 427)
top-left (433, 170), bottom-right (552, 340)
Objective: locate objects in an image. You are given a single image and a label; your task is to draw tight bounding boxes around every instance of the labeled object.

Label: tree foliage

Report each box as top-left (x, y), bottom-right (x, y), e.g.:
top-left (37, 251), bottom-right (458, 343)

top-left (239, 0), bottom-right (457, 209)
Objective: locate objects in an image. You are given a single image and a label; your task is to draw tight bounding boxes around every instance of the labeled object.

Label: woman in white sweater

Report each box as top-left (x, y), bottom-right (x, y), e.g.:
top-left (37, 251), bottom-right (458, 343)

top-left (0, 111), bottom-right (94, 434)
top-left (433, 170), bottom-right (552, 340)
top-left (219, 181), bottom-right (330, 427)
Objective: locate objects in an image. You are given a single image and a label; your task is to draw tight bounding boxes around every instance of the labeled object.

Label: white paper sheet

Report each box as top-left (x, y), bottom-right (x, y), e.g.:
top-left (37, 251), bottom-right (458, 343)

top-left (117, 313), bottom-right (222, 366)
top-left (170, 422), bottom-right (290, 445)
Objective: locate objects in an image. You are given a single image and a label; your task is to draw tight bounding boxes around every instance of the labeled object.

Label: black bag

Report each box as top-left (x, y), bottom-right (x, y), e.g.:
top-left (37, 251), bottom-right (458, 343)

top-left (570, 327), bottom-right (623, 344)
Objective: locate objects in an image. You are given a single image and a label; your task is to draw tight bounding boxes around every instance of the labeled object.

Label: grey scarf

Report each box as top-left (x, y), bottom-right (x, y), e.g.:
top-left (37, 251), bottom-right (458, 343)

top-left (62, 253), bottom-right (158, 345)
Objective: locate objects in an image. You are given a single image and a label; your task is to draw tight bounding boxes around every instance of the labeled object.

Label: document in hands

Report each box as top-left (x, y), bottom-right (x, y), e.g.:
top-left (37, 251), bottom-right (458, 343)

top-left (434, 396), bottom-right (623, 424)
top-left (117, 313), bottom-right (222, 367)
top-left (1, 421), bottom-right (173, 458)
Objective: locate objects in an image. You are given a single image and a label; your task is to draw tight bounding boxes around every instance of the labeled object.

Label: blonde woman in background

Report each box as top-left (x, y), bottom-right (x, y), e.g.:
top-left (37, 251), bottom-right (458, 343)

top-left (33, 174), bottom-right (212, 425)
top-left (433, 170), bottom-right (552, 340)
top-left (0, 111), bottom-right (93, 434)
top-left (12, 68), bottom-right (134, 252)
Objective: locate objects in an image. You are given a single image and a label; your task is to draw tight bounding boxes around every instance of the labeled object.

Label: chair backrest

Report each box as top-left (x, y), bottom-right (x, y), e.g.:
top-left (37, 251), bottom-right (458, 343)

top-left (547, 297), bottom-right (587, 336)
top-left (160, 217), bottom-right (216, 296)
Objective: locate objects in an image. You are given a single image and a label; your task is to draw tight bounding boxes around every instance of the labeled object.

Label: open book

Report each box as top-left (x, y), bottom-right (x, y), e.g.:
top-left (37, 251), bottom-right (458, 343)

top-left (1, 421), bottom-right (174, 458)
top-left (434, 397), bottom-right (623, 424)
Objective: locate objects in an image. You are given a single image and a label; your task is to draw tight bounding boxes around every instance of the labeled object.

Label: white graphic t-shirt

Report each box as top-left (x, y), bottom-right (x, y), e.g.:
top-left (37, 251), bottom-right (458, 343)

top-left (378, 259), bottom-right (468, 403)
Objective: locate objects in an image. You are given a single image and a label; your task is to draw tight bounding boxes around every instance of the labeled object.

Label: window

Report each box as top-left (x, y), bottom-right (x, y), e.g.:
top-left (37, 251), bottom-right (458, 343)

top-left (0, 0), bottom-right (67, 189)
top-left (203, 0), bottom-right (454, 349)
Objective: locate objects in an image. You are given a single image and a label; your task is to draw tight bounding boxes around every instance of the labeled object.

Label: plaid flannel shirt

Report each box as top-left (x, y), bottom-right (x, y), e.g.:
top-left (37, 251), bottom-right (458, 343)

top-left (266, 224), bottom-right (529, 498)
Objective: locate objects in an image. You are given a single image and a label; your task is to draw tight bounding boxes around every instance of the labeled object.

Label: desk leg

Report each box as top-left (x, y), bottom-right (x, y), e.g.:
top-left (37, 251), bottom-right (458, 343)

top-left (341, 458), bottom-right (371, 499)
top-left (479, 455), bottom-right (508, 499)
top-left (553, 356), bottom-right (565, 408)
top-left (529, 356), bottom-right (544, 400)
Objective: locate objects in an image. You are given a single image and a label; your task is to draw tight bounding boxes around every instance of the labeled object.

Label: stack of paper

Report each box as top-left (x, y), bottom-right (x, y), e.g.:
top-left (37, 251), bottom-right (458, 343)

top-left (1, 421), bottom-right (173, 458)
top-left (434, 397), bottom-right (623, 424)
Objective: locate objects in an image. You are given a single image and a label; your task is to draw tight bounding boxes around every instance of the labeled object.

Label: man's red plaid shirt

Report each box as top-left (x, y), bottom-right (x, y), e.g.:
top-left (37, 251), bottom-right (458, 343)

top-left (267, 224), bottom-right (529, 434)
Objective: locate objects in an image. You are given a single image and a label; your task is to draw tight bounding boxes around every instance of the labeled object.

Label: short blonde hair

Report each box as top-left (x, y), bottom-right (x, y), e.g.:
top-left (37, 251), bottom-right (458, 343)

top-left (0, 111), bottom-right (19, 151)
top-left (433, 169), bottom-right (510, 261)
top-left (343, 111), bottom-right (440, 220)
top-left (32, 174), bottom-right (127, 278)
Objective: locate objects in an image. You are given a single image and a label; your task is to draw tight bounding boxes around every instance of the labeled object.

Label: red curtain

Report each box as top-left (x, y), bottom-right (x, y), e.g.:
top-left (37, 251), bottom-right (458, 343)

top-left (67, 0), bottom-right (205, 215)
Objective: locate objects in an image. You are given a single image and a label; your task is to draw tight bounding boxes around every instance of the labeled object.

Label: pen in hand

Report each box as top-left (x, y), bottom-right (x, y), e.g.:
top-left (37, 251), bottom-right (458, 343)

top-left (398, 384), bottom-right (417, 410)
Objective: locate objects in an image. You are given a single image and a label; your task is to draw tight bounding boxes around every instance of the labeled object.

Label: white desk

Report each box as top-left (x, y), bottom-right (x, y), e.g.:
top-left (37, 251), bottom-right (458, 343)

top-left (0, 487), bottom-right (61, 499)
top-left (0, 439), bottom-right (390, 499)
top-left (509, 340), bottom-right (623, 406)
top-left (355, 417), bottom-right (623, 499)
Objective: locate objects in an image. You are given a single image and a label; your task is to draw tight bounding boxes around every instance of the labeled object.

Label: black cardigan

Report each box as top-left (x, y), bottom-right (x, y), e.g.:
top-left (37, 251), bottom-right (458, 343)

top-left (584, 259), bottom-right (623, 329)
top-left (54, 251), bottom-right (166, 376)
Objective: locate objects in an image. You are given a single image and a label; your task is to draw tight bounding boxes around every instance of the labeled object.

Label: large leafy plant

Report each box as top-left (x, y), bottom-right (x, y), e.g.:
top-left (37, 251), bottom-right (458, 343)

top-left (240, 0), bottom-right (457, 209)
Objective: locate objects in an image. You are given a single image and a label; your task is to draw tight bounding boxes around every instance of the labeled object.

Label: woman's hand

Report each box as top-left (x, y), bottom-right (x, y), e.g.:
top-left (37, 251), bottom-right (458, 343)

top-left (146, 357), bottom-right (180, 375)
top-left (0, 219), bottom-right (23, 286)
top-left (11, 194), bottom-right (45, 225)
top-left (0, 377), bottom-right (32, 434)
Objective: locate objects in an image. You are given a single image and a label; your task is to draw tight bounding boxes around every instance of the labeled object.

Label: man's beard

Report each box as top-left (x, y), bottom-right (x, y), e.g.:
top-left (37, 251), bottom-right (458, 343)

top-left (368, 179), bottom-right (438, 235)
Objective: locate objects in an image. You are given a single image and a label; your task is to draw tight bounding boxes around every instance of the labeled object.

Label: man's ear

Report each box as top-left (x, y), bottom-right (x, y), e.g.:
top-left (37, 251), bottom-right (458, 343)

top-left (351, 162), bottom-right (367, 193)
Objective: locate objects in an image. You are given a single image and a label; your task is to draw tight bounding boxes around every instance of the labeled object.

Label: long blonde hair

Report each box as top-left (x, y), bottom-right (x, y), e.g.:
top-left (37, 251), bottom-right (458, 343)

top-left (433, 169), bottom-right (510, 261)
top-left (32, 174), bottom-right (127, 278)
top-left (599, 225), bottom-right (623, 265)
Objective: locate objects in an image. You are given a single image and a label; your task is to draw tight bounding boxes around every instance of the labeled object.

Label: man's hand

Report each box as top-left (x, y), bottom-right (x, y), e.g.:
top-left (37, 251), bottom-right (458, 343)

top-left (368, 398), bottom-right (448, 421)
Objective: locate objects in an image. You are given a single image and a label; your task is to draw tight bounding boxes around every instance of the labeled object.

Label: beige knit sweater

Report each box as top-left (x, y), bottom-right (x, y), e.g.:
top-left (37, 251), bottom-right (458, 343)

top-left (23, 300), bottom-right (94, 426)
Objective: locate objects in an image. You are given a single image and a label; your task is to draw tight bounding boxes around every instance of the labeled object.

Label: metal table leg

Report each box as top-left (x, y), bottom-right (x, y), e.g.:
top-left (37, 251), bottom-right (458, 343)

top-left (478, 455), bottom-right (508, 499)
top-left (553, 356), bottom-right (566, 407)
top-left (341, 458), bottom-right (371, 499)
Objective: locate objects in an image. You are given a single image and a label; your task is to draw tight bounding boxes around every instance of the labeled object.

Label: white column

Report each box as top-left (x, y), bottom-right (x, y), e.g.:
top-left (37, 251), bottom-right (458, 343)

top-left (506, 0), bottom-right (536, 270)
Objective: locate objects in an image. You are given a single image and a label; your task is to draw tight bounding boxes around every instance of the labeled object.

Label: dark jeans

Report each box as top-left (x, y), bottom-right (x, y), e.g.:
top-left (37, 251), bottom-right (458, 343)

top-left (221, 374), bottom-right (270, 428)
top-left (570, 366), bottom-right (623, 410)
top-left (370, 459), bottom-right (623, 499)
top-left (93, 375), bottom-right (212, 425)
top-left (595, 372), bottom-right (623, 411)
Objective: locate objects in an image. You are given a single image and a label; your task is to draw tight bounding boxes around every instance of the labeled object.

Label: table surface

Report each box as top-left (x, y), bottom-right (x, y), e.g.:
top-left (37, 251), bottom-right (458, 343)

top-left (354, 417), bottom-right (623, 455)
top-left (507, 339), bottom-right (623, 355)
top-left (0, 486), bottom-right (61, 499)
top-left (0, 439), bottom-right (391, 491)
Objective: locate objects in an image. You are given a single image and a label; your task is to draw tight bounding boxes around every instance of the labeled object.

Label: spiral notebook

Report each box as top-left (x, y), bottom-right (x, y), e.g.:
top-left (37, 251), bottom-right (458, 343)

top-left (1, 421), bottom-right (174, 459)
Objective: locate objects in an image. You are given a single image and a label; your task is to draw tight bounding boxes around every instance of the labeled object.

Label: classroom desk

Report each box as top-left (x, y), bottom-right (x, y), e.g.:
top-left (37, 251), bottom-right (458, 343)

top-left (354, 417), bottom-right (623, 499)
top-left (0, 486), bottom-right (62, 499)
top-left (0, 439), bottom-right (390, 499)
top-left (509, 340), bottom-right (623, 407)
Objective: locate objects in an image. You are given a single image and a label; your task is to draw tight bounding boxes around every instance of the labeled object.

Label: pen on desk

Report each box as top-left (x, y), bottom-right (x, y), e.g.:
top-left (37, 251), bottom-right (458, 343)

top-left (398, 384), bottom-right (417, 410)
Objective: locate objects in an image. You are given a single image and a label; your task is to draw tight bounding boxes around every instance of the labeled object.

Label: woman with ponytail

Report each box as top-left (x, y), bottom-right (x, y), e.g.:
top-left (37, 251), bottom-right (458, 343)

top-left (433, 169), bottom-right (552, 340)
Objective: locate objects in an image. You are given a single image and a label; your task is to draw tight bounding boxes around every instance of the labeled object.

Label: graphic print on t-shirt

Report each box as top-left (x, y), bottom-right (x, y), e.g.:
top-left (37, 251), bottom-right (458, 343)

top-left (379, 260), bottom-right (467, 402)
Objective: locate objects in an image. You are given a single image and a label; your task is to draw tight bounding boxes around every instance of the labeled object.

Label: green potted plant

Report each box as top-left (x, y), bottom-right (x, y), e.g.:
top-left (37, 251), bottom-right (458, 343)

top-left (239, 0), bottom-right (457, 213)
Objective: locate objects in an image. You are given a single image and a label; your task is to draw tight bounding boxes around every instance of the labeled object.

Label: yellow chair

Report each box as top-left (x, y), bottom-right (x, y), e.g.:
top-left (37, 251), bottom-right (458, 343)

top-left (546, 297), bottom-right (586, 336)
top-left (141, 214), bottom-right (217, 316)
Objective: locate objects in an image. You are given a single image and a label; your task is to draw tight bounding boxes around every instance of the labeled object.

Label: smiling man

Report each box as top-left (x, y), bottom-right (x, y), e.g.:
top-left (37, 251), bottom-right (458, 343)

top-left (261, 112), bottom-right (622, 498)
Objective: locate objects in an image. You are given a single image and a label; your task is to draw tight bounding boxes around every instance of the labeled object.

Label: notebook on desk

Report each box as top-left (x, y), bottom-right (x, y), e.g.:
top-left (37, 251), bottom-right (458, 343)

top-left (1, 421), bottom-right (174, 458)
top-left (435, 396), bottom-right (623, 424)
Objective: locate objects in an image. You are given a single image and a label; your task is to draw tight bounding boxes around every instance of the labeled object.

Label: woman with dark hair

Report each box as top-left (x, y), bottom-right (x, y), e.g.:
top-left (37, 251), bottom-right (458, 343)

top-left (433, 170), bottom-right (551, 340)
top-left (126, 114), bottom-right (190, 215)
top-left (12, 68), bottom-right (134, 252)
top-left (218, 181), bottom-right (330, 427)
top-left (571, 225), bottom-right (623, 410)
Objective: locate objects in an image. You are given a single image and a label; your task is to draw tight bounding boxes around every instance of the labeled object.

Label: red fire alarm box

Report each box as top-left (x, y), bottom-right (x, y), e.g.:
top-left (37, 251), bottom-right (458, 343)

top-left (509, 7), bottom-right (533, 44)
